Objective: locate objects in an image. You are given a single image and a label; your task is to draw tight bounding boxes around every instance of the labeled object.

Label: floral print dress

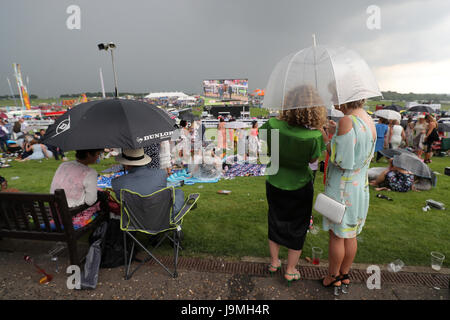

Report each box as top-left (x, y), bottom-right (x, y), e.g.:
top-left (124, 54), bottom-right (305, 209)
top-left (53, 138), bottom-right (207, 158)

top-left (323, 116), bottom-right (375, 238)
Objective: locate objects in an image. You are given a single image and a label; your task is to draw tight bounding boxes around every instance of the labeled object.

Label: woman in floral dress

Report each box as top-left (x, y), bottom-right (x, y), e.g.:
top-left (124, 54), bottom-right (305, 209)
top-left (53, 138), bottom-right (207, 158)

top-left (321, 99), bottom-right (376, 291)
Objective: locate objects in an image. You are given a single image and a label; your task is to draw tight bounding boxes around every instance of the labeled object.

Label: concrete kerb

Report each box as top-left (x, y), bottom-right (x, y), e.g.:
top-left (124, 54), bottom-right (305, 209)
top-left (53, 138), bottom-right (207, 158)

top-left (241, 256), bottom-right (450, 275)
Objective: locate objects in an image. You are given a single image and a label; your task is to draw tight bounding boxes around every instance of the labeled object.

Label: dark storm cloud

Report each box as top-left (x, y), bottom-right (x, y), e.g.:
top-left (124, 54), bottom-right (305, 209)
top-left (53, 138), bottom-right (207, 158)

top-left (0, 0), bottom-right (449, 97)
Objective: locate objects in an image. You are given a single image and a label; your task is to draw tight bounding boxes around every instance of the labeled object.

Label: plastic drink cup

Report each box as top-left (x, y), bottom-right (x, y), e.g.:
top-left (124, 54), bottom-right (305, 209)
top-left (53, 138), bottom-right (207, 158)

top-left (387, 259), bottom-right (404, 272)
top-left (312, 247), bottom-right (323, 265)
top-left (431, 252), bottom-right (445, 271)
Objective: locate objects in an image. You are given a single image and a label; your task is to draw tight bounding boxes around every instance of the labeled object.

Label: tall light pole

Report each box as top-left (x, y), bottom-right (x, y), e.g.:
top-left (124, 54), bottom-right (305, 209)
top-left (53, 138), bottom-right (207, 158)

top-left (98, 42), bottom-right (118, 98)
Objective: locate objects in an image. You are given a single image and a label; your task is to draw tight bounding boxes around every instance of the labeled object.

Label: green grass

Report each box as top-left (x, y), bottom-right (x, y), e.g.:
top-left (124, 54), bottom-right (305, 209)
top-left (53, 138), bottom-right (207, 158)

top-left (2, 151), bottom-right (449, 268)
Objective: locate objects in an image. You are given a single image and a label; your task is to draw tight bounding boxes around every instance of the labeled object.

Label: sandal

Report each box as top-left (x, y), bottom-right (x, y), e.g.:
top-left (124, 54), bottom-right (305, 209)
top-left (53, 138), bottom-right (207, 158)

top-left (338, 274), bottom-right (350, 294)
top-left (321, 274), bottom-right (341, 288)
top-left (268, 260), bottom-right (281, 277)
top-left (284, 272), bottom-right (301, 287)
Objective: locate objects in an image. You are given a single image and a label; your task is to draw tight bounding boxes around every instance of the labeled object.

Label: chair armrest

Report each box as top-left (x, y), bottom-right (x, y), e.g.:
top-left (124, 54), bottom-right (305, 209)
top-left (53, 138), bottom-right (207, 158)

top-left (172, 193), bottom-right (200, 225)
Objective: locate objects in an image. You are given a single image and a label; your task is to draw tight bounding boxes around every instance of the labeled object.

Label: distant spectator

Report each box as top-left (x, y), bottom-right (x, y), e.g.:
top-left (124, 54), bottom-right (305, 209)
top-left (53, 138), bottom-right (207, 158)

top-left (388, 119), bottom-right (405, 150)
top-left (16, 139), bottom-right (53, 161)
top-left (0, 119), bottom-right (9, 153)
top-left (374, 117), bottom-right (389, 162)
top-left (0, 176), bottom-right (20, 193)
top-left (423, 114), bottom-right (439, 164)
top-left (19, 118), bottom-right (29, 134)
top-left (12, 121), bottom-right (24, 145)
top-left (405, 118), bottom-right (415, 147)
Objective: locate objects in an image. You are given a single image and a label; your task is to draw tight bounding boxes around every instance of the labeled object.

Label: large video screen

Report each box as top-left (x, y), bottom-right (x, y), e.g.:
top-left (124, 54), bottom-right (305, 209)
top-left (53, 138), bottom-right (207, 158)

top-left (202, 79), bottom-right (248, 102)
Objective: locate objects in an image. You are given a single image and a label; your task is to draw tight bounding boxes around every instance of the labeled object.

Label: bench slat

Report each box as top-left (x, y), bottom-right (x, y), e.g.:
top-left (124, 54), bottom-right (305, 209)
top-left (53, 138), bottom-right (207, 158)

top-left (48, 201), bottom-right (63, 233)
top-left (37, 201), bottom-right (52, 232)
top-left (0, 201), bottom-right (12, 229)
top-left (10, 203), bottom-right (22, 231)
top-left (17, 201), bottom-right (31, 231)
top-left (28, 202), bottom-right (44, 232)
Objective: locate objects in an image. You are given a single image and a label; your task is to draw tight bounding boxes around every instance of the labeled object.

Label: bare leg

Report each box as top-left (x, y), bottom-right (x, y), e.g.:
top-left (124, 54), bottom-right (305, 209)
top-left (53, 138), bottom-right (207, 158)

top-left (268, 239), bottom-right (281, 268)
top-left (370, 168), bottom-right (390, 186)
top-left (286, 249), bottom-right (302, 276)
top-left (324, 230), bottom-right (344, 285)
top-left (340, 237), bottom-right (358, 283)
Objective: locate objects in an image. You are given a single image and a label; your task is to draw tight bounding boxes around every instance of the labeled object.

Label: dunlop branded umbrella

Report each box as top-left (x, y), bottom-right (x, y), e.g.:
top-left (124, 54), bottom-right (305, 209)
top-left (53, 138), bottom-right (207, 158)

top-left (43, 99), bottom-right (175, 151)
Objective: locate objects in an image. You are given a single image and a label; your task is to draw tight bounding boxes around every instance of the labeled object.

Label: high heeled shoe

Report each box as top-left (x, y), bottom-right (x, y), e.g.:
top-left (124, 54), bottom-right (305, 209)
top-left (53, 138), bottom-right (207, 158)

top-left (268, 260), bottom-right (281, 277)
top-left (284, 272), bottom-right (300, 287)
top-left (321, 274), bottom-right (342, 295)
top-left (339, 274), bottom-right (350, 294)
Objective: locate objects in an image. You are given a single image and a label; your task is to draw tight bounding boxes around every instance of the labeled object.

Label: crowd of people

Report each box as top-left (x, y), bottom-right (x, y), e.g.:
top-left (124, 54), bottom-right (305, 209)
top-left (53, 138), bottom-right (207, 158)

top-left (374, 113), bottom-right (441, 163)
top-left (0, 116), bottom-right (67, 162)
top-left (1, 97), bottom-right (446, 296)
top-left (370, 112), bottom-right (442, 192)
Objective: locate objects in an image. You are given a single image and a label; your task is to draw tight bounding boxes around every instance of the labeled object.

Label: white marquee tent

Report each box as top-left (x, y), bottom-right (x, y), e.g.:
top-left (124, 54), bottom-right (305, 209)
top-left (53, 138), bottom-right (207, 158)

top-left (145, 91), bottom-right (189, 99)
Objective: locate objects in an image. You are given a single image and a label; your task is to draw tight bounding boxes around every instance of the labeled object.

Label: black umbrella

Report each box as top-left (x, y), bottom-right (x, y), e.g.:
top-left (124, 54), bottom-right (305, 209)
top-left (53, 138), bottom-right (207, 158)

top-left (379, 148), bottom-right (417, 159)
top-left (408, 105), bottom-right (435, 113)
top-left (179, 112), bottom-right (200, 122)
top-left (384, 104), bottom-right (404, 112)
top-left (438, 122), bottom-right (450, 132)
top-left (43, 99), bottom-right (176, 151)
top-left (392, 153), bottom-right (436, 184)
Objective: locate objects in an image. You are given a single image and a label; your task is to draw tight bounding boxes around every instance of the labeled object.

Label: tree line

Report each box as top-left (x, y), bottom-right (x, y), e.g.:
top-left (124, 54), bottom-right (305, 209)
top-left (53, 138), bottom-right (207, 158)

top-left (1, 91), bottom-right (449, 102)
top-left (369, 91), bottom-right (450, 103)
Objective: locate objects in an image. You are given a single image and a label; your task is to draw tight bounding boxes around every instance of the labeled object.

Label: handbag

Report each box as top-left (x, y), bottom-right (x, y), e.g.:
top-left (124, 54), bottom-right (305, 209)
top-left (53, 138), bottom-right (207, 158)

top-left (313, 192), bottom-right (346, 224)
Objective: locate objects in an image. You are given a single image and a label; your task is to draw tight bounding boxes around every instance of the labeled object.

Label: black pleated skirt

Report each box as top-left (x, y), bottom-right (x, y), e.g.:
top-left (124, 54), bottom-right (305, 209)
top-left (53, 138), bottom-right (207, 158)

top-left (266, 180), bottom-right (313, 251)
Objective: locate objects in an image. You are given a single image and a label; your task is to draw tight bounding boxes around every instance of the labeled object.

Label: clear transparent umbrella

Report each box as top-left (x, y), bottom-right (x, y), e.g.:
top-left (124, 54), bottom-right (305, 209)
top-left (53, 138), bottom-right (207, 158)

top-left (375, 109), bottom-right (401, 122)
top-left (328, 106), bottom-right (344, 122)
top-left (262, 44), bottom-right (382, 110)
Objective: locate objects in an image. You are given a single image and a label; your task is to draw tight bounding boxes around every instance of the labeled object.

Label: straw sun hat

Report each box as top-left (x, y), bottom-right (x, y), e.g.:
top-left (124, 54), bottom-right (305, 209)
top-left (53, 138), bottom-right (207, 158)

top-left (115, 148), bottom-right (151, 166)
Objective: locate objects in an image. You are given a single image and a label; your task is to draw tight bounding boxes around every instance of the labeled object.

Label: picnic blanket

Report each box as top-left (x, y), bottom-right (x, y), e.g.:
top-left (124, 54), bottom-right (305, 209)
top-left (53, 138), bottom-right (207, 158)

top-left (38, 203), bottom-right (101, 231)
top-left (97, 171), bottom-right (127, 189)
top-left (167, 168), bottom-right (220, 186)
top-left (223, 163), bottom-right (266, 178)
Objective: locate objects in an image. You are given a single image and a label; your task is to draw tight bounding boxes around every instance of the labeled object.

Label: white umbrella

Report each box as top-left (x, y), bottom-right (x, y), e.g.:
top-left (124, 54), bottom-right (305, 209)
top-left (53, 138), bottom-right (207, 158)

top-left (263, 44), bottom-right (381, 110)
top-left (328, 106), bottom-right (344, 122)
top-left (225, 121), bottom-right (251, 129)
top-left (375, 109), bottom-right (401, 122)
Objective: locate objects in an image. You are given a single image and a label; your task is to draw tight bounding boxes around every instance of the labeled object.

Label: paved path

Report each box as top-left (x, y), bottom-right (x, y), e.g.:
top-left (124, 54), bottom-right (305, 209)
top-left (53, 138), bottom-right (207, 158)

top-left (0, 239), bottom-right (448, 301)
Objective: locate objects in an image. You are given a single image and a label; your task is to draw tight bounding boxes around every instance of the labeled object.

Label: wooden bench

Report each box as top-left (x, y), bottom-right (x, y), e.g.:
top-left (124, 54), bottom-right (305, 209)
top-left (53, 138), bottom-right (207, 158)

top-left (0, 189), bottom-right (109, 266)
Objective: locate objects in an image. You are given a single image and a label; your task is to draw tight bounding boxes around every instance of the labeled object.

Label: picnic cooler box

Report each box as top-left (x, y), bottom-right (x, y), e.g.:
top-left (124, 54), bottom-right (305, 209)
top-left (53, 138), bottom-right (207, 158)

top-left (445, 167), bottom-right (450, 176)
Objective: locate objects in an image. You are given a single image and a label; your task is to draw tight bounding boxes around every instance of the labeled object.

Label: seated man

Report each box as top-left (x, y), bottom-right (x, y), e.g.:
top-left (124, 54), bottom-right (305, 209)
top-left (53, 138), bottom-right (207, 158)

top-left (112, 148), bottom-right (185, 217)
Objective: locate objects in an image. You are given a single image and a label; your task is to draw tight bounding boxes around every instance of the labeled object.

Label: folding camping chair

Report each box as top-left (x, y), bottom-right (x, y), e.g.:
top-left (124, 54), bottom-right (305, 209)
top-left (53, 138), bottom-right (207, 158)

top-left (119, 187), bottom-right (199, 280)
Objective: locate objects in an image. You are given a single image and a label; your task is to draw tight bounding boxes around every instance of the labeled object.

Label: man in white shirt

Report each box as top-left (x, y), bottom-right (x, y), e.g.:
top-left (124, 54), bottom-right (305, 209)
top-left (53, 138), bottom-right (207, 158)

top-left (19, 117), bottom-right (29, 134)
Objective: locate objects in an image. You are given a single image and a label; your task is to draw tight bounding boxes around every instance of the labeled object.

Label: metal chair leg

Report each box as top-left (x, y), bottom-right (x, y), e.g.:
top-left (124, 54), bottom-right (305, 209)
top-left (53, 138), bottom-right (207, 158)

top-left (123, 232), bottom-right (128, 280)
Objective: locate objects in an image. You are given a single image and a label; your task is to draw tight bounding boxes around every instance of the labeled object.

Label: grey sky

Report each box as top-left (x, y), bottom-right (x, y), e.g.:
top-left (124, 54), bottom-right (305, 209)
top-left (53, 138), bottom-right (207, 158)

top-left (1, 0), bottom-right (449, 98)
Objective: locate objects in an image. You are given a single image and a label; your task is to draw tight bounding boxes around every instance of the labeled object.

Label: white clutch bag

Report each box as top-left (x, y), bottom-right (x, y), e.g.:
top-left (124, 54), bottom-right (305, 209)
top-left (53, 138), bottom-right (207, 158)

top-left (313, 193), bottom-right (346, 224)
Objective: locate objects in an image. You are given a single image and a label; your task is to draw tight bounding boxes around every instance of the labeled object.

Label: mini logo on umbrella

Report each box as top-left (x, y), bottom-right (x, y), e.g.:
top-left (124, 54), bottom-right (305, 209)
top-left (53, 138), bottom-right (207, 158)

top-left (51, 116), bottom-right (71, 138)
top-left (136, 137), bottom-right (143, 144)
